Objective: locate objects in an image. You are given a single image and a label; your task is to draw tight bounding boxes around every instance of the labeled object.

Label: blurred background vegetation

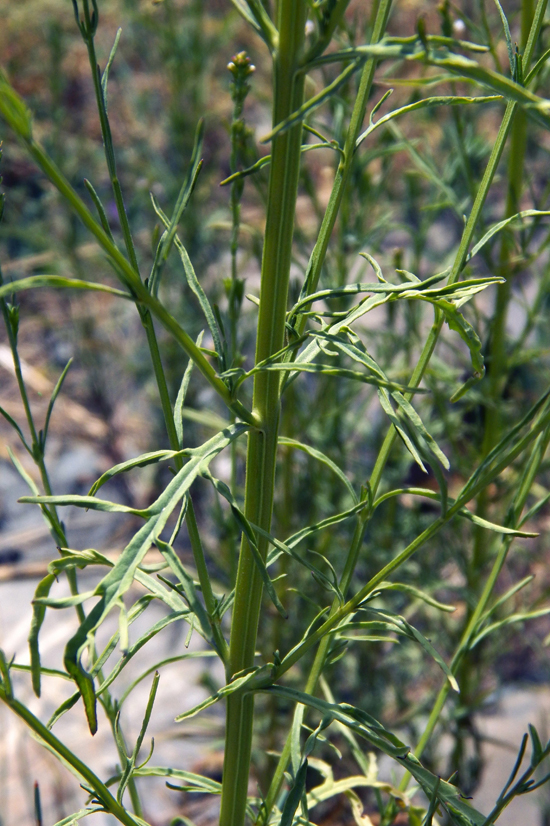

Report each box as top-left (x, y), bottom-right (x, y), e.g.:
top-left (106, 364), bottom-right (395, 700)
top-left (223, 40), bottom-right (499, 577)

top-left (2, 0), bottom-right (550, 823)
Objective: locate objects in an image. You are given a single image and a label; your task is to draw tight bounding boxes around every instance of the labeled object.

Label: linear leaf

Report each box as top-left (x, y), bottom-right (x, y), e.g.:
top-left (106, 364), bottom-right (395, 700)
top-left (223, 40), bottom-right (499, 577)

top-left (278, 437), bottom-right (357, 504)
top-left (0, 405), bottom-right (31, 453)
top-left (88, 449), bottom-right (184, 496)
top-left (468, 209), bottom-right (550, 262)
top-left (260, 686), bottom-right (485, 825)
top-left (130, 765), bottom-right (222, 793)
top-left (101, 27), bottom-right (122, 109)
top-left (377, 582), bottom-right (456, 612)
top-left (391, 391), bottom-right (450, 469)
top-left (175, 663), bottom-right (273, 721)
top-left (54, 423), bottom-right (247, 732)
top-left (472, 607), bottom-right (550, 648)
top-left (356, 94), bottom-right (500, 147)
top-left (228, 0), bottom-right (277, 49)
top-left (261, 60), bottom-right (362, 143)
top-left (205, 473), bottom-right (288, 617)
top-left (118, 651), bottom-right (218, 707)
top-left (29, 574), bottom-right (56, 698)
top-left (52, 809), bottom-right (103, 826)
top-left (491, 0), bottom-right (515, 75)
top-left (152, 197), bottom-right (225, 369)
top-left (84, 179), bottom-right (115, 241)
top-left (360, 608), bottom-right (458, 691)
top-left (149, 121), bottom-right (204, 295)
top-left (97, 610), bottom-right (190, 697)
top-left (42, 358), bottom-right (73, 449)
top-left (155, 539), bottom-right (216, 649)
top-left (259, 361), bottom-right (424, 393)
top-left (280, 761), bottom-right (308, 826)
top-left (175, 331), bottom-right (204, 448)
top-left (0, 275), bottom-right (131, 302)
top-left (378, 390), bottom-right (427, 472)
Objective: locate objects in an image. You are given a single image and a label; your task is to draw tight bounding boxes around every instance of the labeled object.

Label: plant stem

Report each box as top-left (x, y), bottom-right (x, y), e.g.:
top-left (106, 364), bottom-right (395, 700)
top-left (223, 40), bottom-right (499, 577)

top-left (0, 684), bottom-right (140, 826)
top-left (272, 386), bottom-right (550, 680)
top-left (398, 423), bottom-right (550, 792)
top-left (369, 0), bottom-right (547, 500)
top-left (0, 269), bottom-right (86, 631)
top-left (261, 512), bottom-right (368, 822)
top-left (293, 0), bottom-right (393, 337)
top-left (0, 123), bottom-right (256, 424)
top-left (220, 4), bottom-right (307, 825)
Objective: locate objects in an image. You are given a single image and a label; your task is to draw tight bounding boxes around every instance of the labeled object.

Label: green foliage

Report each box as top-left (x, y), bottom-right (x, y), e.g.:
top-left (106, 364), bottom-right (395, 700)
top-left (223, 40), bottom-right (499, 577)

top-left (2, 0), bottom-right (550, 824)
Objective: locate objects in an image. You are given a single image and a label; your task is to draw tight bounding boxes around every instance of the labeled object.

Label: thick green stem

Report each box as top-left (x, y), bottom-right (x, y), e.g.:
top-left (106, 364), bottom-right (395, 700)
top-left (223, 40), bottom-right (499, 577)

top-left (220, 4), bottom-right (307, 826)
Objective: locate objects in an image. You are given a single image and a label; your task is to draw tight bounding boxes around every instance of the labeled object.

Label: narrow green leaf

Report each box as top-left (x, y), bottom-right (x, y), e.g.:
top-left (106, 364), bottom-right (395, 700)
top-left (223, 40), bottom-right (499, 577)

top-left (259, 361), bottom-right (424, 393)
top-left (151, 197), bottom-right (225, 368)
top-left (29, 574), bottom-right (56, 697)
top-left (460, 510), bottom-right (538, 537)
top-left (88, 449), bottom-right (183, 497)
top-left (84, 179), bottom-right (114, 242)
top-left (118, 672), bottom-right (160, 802)
top-left (51, 808), bottom-right (103, 826)
top-left (278, 437), bottom-right (357, 503)
top-left (21, 493), bottom-right (148, 517)
top-left (378, 582), bottom-right (456, 612)
top-left (57, 423), bottom-right (248, 732)
top-left (228, 0), bottom-right (277, 49)
top-left (472, 607), bottom-right (550, 648)
top-left (101, 27), bottom-right (122, 110)
top-left (175, 331), bottom-right (204, 448)
top-left (260, 686), bottom-right (485, 825)
top-left (149, 121), bottom-right (204, 294)
top-left (47, 691), bottom-right (81, 730)
top-left (362, 608), bottom-right (459, 691)
top-left (468, 210), bottom-right (550, 263)
top-left (261, 60), bottom-right (363, 144)
top-left (0, 68), bottom-right (34, 140)
top-left (0, 405), bottom-right (31, 453)
top-left (156, 539), bottom-right (215, 647)
top-left (96, 613), bottom-right (189, 695)
top-left (9, 447), bottom-right (40, 495)
top-left (42, 358), bottom-right (73, 449)
top-left (480, 577), bottom-right (534, 626)
top-left (0, 275), bottom-right (132, 302)
top-left (438, 301), bottom-right (485, 401)
top-left (492, 0), bottom-right (515, 76)
top-left (118, 651), bottom-right (218, 707)
top-left (206, 473), bottom-right (288, 618)
top-left (280, 761), bottom-right (308, 826)
top-left (378, 390), bottom-right (427, 472)
top-left (175, 663), bottom-right (273, 721)
top-left (356, 94), bottom-right (501, 148)
top-left (130, 765), bottom-right (222, 794)
top-left (391, 391), bottom-right (450, 470)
